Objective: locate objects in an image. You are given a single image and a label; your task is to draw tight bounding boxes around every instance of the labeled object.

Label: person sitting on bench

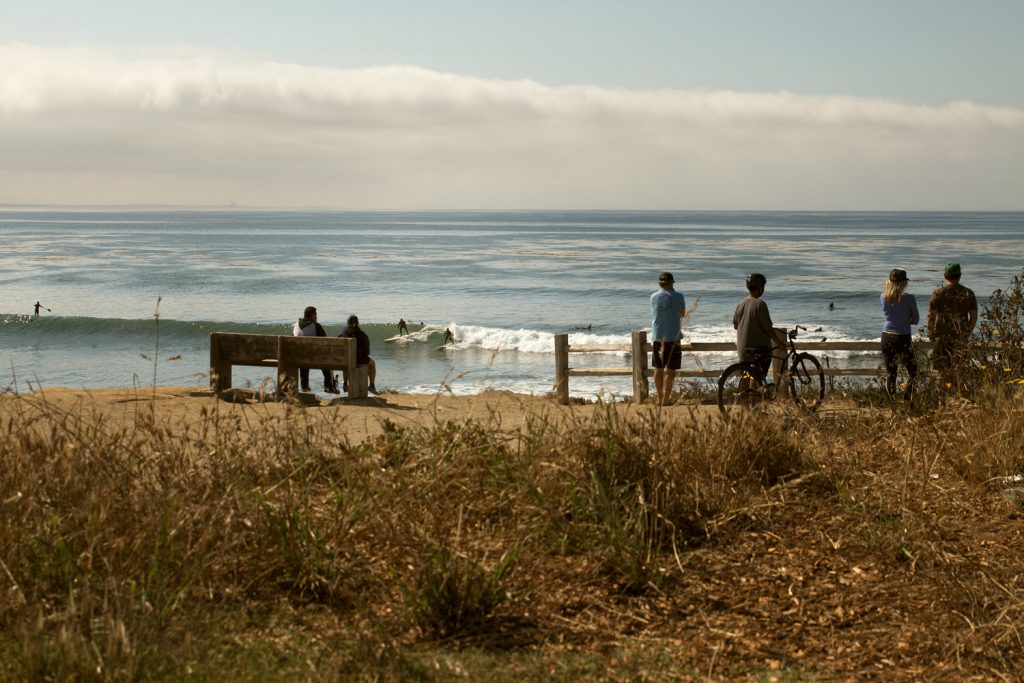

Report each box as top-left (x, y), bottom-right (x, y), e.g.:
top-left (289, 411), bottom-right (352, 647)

top-left (292, 306), bottom-right (339, 393)
top-left (338, 314), bottom-right (378, 394)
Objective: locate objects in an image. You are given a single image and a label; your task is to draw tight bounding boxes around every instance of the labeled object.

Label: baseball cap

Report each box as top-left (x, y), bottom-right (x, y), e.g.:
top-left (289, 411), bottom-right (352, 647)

top-left (658, 271), bottom-right (675, 284)
top-left (944, 262), bottom-right (961, 278)
top-left (888, 268), bottom-right (908, 283)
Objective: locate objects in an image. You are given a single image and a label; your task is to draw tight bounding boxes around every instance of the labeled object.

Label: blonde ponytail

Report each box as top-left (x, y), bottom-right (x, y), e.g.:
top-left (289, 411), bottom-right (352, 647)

top-left (884, 279), bottom-right (907, 305)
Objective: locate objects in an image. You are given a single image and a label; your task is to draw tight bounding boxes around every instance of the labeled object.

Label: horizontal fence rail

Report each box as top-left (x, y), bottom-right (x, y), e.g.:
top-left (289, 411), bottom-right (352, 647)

top-left (553, 330), bottom-right (941, 405)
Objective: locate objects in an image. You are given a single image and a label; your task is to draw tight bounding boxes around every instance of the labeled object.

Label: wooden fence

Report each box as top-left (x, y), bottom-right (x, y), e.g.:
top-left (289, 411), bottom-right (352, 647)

top-left (553, 330), bottom-right (936, 405)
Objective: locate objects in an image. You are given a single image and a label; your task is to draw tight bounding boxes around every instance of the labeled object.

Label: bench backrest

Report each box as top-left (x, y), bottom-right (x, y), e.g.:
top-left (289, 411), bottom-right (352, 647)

top-left (210, 332), bottom-right (279, 364)
top-left (277, 335), bottom-right (356, 369)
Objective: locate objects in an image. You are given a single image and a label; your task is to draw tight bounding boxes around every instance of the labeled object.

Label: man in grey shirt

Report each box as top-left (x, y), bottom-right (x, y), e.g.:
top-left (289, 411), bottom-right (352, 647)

top-left (733, 273), bottom-right (786, 377)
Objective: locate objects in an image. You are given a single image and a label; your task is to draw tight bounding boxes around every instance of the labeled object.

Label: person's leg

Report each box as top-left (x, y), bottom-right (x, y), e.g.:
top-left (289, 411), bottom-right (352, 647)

top-left (662, 370), bottom-right (676, 405)
top-left (368, 358), bottom-right (377, 393)
top-left (949, 342), bottom-right (971, 394)
top-left (652, 342), bottom-right (667, 404)
top-left (881, 335), bottom-right (899, 397)
top-left (931, 342), bottom-right (954, 391)
top-left (653, 368), bottom-right (665, 404)
top-left (892, 335), bottom-right (917, 403)
top-left (661, 342), bottom-right (681, 405)
top-left (321, 369), bottom-right (337, 392)
top-left (756, 352), bottom-right (772, 393)
top-left (299, 367), bottom-right (310, 391)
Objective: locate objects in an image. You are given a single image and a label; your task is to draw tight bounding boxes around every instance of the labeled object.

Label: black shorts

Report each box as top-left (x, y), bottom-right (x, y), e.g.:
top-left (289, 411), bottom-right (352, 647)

top-left (740, 346), bottom-right (773, 377)
top-left (652, 341), bottom-right (682, 370)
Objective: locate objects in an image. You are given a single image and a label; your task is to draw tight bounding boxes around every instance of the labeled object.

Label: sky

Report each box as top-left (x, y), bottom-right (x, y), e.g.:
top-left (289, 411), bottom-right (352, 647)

top-left (2, 0), bottom-right (1022, 210)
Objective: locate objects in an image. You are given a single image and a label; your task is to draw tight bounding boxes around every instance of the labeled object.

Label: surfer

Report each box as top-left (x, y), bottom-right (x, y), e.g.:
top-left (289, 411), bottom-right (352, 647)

top-left (443, 328), bottom-right (455, 345)
top-left (398, 318), bottom-right (409, 335)
top-left (34, 301), bottom-right (50, 316)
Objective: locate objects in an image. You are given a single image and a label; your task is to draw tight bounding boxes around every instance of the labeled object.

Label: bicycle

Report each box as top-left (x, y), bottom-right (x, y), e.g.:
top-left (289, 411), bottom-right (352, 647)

top-left (717, 325), bottom-right (826, 414)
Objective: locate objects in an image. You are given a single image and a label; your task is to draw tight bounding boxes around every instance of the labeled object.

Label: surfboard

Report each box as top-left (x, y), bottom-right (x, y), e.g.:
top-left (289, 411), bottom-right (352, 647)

top-left (384, 334), bottom-right (408, 343)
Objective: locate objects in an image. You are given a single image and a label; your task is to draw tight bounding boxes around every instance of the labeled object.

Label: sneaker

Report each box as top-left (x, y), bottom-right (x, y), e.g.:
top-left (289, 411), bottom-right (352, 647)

top-left (325, 386), bottom-right (340, 394)
top-left (368, 384), bottom-right (378, 395)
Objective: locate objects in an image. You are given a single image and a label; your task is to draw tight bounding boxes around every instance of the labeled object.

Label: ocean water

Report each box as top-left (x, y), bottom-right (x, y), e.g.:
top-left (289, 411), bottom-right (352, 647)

top-left (2, 210), bottom-right (1022, 398)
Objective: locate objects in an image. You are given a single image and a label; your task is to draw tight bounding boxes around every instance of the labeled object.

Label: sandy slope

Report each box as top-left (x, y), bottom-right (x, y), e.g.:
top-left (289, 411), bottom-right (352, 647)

top-left (2, 386), bottom-right (723, 443)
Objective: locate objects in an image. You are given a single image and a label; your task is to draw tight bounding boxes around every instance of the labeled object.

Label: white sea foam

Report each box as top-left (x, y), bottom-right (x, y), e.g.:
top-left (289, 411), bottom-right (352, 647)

top-left (441, 324), bottom-right (632, 355)
top-left (425, 322), bottom-right (883, 357)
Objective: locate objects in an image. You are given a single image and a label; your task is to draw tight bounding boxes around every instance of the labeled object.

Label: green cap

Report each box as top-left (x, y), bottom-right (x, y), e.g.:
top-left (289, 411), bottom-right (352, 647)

top-left (944, 262), bottom-right (961, 278)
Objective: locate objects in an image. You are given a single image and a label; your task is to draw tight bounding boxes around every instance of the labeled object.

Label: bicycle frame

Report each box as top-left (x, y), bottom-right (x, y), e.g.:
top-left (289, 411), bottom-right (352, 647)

top-left (718, 325), bottom-right (826, 413)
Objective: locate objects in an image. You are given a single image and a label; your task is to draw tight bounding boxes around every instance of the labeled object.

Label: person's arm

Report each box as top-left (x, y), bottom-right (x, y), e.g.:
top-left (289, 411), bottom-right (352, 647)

top-left (966, 291), bottom-right (978, 337)
top-left (927, 290), bottom-right (939, 338)
top-left (756, 302), bottom-right (786, 348)
top-left (909, 295), bottom-right (920, 327)
top-left (677, 294), bottom-right (686, 339)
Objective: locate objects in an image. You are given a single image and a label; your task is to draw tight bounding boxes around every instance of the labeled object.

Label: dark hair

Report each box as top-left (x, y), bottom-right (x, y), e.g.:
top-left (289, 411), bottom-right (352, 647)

top-left (304, 306), bottom-right (317, 318)
top-left (745, 273), bottom-right (767, 291)
top-left (347, 314), bottom-right (359, 327)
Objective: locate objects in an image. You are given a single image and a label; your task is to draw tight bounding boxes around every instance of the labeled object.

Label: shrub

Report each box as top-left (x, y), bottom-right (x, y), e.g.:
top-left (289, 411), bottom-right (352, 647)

top-left (407, 534), bottom-right (517, 639)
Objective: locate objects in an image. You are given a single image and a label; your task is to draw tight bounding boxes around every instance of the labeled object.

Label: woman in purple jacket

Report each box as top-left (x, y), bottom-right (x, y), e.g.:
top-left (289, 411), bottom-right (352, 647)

top-left (880, 268), bottom-right (919, 401)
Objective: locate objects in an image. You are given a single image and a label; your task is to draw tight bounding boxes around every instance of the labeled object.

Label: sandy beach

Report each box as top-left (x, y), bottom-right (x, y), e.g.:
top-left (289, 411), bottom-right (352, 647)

top-left (4, 386), bottom-right (724, 444)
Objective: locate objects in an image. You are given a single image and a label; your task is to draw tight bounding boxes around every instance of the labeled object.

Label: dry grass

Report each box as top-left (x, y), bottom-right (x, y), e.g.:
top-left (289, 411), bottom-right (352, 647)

top-left (1, 377), bottom-right (1023, 680)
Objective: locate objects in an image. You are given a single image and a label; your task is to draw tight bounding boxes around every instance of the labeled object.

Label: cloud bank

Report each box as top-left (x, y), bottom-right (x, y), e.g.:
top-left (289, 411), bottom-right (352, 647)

top-left (2, 45), bottom-right (1022, 209)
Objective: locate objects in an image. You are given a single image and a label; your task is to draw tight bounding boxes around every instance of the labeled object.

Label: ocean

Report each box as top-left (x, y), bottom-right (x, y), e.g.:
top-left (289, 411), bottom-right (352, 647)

top-left (2, 210), bottom-right (1022, 398)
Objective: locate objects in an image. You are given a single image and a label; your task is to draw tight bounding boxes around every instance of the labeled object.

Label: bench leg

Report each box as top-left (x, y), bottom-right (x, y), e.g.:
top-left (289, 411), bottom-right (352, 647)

top-left (211, 363), bottom-right (232, 393)
top-left (277, 363), bottom-right (299, 400)
top-left (347, 365), bottom-right (369, 399)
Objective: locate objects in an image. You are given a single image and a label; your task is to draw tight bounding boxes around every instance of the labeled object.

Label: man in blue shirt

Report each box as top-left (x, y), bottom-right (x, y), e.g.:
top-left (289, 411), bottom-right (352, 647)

top-left (650, 271), bottom-right (686, 406)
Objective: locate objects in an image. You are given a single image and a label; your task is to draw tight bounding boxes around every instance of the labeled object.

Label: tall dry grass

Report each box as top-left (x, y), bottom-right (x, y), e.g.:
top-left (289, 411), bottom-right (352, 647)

top-left (1, 374), bottom-right (1022, 678)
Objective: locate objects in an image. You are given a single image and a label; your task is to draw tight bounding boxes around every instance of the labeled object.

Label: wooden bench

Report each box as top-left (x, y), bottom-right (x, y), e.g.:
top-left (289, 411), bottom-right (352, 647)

top-left (209, 332), bottom-right (369, 399)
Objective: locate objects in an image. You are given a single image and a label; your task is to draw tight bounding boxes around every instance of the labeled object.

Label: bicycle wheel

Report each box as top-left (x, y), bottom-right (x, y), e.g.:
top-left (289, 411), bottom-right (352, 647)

top-left (718, 362), bottom-right (767, 414)
top-left (788, 352), bottom-right (825, 411)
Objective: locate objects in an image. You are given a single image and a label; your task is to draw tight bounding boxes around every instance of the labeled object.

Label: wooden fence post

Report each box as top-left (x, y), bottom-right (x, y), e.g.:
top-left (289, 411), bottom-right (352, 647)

top-left (554, 333), bottom-right (570, 405)
top-left (632, 331), bottom-right (649, 404)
